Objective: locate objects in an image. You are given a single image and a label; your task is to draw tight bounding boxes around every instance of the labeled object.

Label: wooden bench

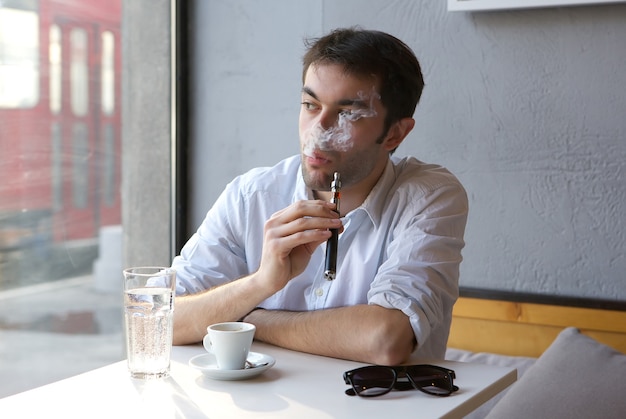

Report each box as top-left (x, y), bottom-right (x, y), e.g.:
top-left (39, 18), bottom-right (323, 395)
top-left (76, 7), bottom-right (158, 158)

top-left (448, 288), bottom-right (626, 358)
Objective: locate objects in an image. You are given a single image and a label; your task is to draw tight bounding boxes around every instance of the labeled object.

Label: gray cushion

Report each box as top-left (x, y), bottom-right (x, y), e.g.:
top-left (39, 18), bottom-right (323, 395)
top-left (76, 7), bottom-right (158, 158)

top-left (485, 327), bottom-right (626, 419)
top-left (445, 348), bottom-right (536, 419)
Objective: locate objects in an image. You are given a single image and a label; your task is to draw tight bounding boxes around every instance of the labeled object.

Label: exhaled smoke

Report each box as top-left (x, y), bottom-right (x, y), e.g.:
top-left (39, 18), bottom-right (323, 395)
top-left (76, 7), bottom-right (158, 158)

top-left (302, 88), bottom-right (379, 156)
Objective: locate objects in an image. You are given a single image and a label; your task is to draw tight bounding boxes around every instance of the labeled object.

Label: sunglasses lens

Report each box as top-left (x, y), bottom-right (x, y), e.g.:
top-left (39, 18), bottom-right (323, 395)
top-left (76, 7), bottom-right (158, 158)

top-left (349, 366), bottom-right (395, 397)
top-left (407, 366), bottom-right (454, 396)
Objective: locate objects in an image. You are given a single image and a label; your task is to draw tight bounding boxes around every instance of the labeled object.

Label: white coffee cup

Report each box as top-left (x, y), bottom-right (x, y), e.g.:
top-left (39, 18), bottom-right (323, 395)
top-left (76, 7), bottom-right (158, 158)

top-left (203, 322), bottom-right (256, 370)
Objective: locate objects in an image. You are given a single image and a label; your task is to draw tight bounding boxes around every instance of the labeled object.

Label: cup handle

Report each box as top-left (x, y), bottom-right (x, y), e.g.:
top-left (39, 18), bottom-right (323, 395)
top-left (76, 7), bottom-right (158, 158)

top-left (203, 334), bottom-right (213, 353)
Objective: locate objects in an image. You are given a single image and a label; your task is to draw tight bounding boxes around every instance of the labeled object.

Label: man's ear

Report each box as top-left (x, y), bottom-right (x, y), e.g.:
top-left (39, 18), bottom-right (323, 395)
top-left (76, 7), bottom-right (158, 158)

top-left (382, 117), bottom-right (415, 152)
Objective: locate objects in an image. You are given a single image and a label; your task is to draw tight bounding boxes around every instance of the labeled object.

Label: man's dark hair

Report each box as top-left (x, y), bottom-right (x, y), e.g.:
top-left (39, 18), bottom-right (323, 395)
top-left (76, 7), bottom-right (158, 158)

top-left (302, 27), bottom-right (425, 133)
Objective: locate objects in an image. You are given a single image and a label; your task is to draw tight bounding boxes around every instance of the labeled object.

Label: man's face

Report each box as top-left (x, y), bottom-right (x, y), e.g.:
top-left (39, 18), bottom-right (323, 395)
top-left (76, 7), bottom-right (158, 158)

top-left (299, 63), bottom-right (391, 192)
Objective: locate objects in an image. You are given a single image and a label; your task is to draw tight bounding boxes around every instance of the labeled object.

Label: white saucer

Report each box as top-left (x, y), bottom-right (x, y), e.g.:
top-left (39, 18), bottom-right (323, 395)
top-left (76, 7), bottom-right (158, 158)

top-left (189, 351), bottom-right (275, 381)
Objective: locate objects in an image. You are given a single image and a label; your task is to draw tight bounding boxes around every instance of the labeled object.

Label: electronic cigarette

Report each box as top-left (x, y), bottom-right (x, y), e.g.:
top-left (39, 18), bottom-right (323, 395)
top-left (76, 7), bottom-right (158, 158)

top-left (324, 172), bottom-right (341, 280)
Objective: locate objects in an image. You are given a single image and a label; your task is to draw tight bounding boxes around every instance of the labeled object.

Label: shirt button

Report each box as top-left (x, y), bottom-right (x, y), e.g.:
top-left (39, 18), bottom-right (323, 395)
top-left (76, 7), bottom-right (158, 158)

top-left (315, 288), bottom-right (324, 297)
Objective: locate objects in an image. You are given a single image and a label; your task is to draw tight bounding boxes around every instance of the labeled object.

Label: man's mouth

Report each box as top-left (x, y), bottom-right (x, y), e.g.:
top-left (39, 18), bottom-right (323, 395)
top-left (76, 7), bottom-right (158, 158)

top-left (304, 151), bottom-right (332, 166)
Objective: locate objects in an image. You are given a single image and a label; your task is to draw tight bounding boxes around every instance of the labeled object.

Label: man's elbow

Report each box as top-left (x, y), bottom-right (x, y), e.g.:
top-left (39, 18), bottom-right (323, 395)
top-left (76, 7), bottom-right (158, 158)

top-left (366, 314), bottom-right (416, 366)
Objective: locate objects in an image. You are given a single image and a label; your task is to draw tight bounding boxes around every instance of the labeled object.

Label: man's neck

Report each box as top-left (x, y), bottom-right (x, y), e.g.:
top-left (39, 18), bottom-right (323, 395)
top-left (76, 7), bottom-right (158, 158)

top-left (312, 156), bottom-right (390, 216)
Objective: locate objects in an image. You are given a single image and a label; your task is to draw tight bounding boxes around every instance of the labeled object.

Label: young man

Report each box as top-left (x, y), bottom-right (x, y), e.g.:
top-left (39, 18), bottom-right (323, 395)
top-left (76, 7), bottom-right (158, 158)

top-left (171, 28), bottom-right (468, 365)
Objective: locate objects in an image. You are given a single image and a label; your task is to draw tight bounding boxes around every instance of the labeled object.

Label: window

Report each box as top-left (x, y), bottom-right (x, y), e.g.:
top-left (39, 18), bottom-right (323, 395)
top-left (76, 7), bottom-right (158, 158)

top-left (70, 28), bottom-right (89, 117)
top-left (49, 24), bottom-right (62, 114)
top-left (0, 0), bottom-right (147, 398)
top-left (72, 122), bottom-right (89, 208)
top-left (101, 31), bottom-right (115, 115)
top-left (0, 5), bottom-right (39, 108)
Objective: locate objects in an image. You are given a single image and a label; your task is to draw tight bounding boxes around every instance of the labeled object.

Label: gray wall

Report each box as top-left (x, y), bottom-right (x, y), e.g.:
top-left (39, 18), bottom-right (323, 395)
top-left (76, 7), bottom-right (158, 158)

top-left (189, 0), bottom-right (626, 301)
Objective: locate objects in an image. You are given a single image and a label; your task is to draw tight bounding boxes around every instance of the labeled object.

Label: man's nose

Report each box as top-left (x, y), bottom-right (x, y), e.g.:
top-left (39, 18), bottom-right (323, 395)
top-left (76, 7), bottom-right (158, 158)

top-left (317, 109), bottom-right (337, 131)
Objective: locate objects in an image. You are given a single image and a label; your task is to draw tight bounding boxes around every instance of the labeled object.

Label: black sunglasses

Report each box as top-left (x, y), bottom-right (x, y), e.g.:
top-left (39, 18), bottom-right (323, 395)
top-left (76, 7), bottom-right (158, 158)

top-left (343, 364), bottom-right (459, 398)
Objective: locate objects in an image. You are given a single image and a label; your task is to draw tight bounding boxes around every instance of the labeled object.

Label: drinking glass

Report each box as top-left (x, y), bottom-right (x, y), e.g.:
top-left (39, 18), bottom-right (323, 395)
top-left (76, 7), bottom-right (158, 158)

top-left (123, 267), bottom-right (176, 379)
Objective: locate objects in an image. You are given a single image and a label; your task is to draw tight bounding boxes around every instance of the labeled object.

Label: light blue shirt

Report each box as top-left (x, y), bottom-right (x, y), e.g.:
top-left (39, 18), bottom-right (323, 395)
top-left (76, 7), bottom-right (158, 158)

top-left (172, 155), bottom-right (468, 358)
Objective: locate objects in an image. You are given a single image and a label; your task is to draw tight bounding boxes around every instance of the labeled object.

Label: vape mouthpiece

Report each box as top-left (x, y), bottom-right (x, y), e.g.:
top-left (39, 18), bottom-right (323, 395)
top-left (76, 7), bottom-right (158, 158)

top-left (331, 172), bottom-right (341, 192)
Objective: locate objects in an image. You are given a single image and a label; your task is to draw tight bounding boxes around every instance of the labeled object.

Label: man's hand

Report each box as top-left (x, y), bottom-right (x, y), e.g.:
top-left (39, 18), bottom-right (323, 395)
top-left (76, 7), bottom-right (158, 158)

top-left (258, 200), bottom-right (342, 293)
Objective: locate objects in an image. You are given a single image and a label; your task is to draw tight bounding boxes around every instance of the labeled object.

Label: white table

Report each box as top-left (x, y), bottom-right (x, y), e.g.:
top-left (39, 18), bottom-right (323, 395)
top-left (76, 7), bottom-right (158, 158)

top-left (0, 342), bottom-right (515, 418)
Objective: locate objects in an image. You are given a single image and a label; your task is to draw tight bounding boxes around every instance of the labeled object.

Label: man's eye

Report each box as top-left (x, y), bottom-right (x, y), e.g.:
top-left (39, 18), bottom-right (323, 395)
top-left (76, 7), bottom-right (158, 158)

top-left (301, 102), bottom-right (318, 111)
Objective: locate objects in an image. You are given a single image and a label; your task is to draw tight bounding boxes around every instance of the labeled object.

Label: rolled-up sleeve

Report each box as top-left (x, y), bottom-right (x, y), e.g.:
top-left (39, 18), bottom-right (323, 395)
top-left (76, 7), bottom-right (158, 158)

top-left (368, 181), bottom-right (468, 358)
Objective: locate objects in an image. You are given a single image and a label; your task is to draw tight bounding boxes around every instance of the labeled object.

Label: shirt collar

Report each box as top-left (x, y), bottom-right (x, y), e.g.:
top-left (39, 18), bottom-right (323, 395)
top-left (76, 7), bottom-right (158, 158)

top-left (358, 158), bottom-right (395, 229)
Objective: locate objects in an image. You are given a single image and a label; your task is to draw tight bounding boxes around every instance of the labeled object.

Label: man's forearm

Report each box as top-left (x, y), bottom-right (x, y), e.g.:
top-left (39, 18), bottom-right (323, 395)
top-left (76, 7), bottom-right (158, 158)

top-left (172, 273), bottom-right (275, 345)
top-left (244, 304), bottom-right (415, 365)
